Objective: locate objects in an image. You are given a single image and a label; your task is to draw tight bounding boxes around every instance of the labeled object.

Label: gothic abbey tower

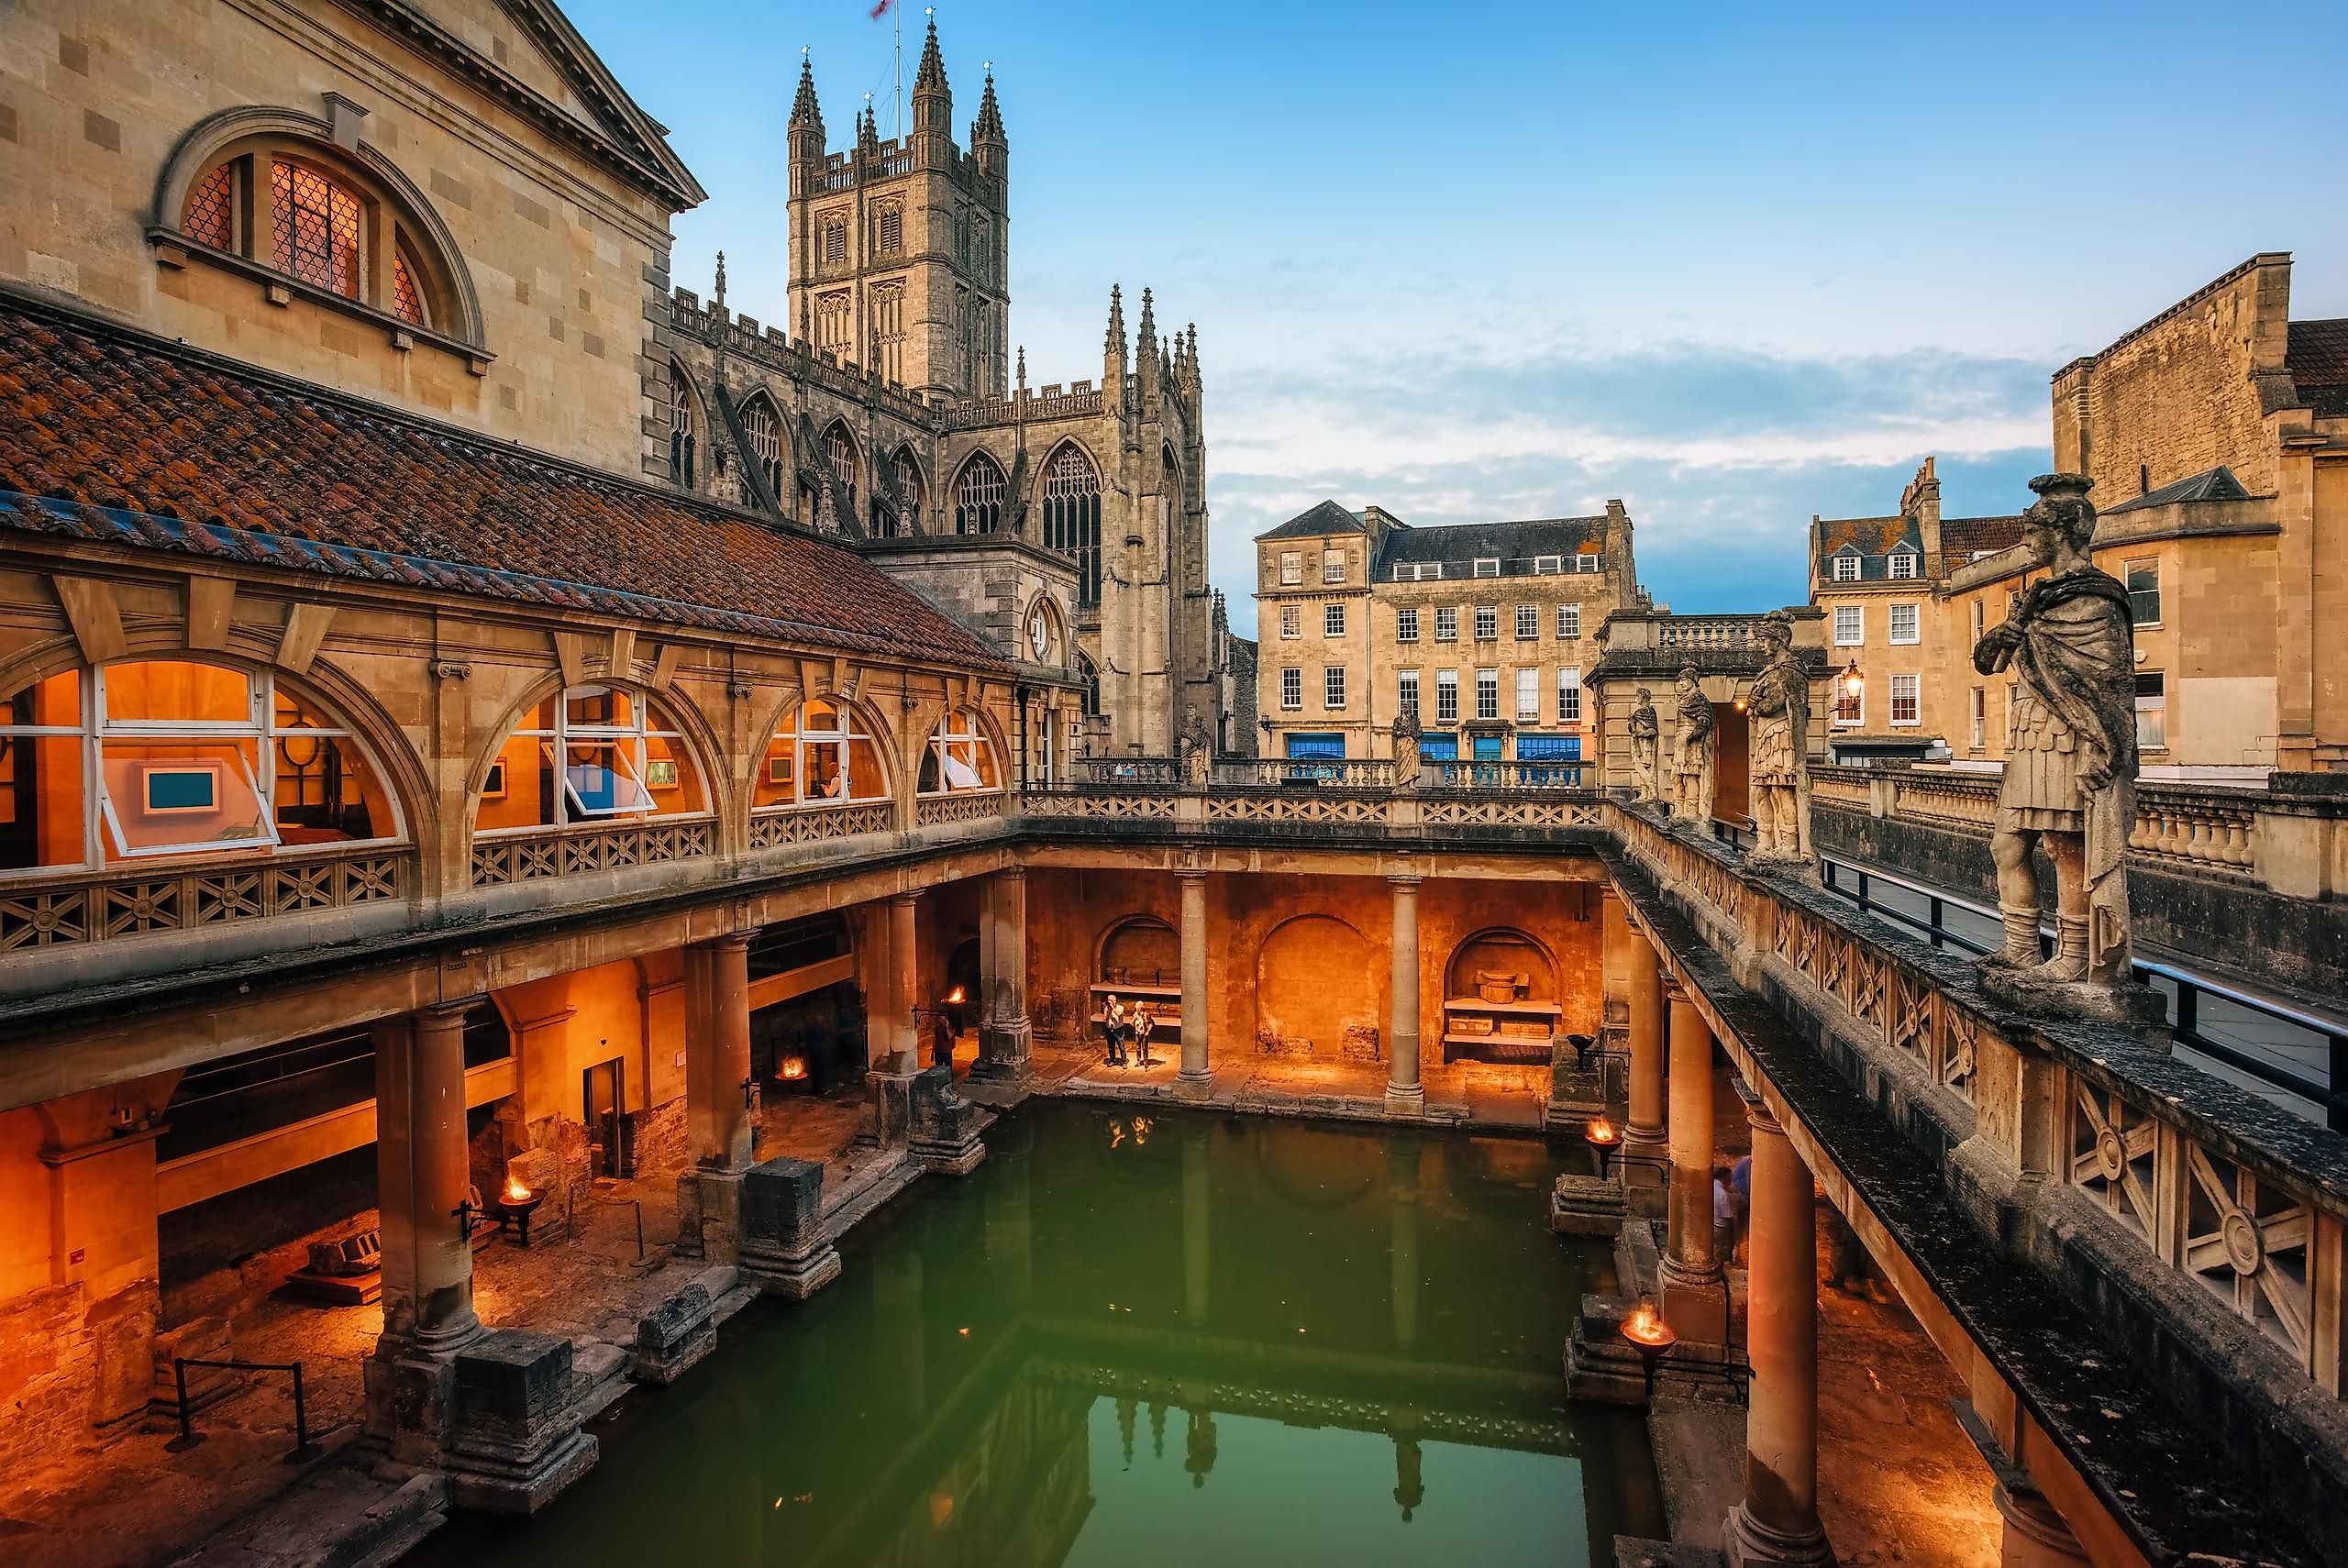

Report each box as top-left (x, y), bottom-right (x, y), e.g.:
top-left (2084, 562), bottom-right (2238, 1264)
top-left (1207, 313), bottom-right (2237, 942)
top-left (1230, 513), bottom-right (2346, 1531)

top-left (656, 17), bottom-right (1240, 761)
top-left (784, 27), bottom-right (1009, 401)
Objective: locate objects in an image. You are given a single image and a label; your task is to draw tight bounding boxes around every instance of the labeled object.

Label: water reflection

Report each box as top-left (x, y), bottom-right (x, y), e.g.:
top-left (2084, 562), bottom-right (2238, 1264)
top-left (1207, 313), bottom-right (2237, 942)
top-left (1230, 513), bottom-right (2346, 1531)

top-left (405, 1100), bottom-right (1660, 1567)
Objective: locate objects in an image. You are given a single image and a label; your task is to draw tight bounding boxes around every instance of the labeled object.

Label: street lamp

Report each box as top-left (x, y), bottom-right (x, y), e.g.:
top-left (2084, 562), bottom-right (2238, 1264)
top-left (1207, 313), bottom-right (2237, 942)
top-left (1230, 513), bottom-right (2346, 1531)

top-left (1841, 657), bottom-right (1864, 703)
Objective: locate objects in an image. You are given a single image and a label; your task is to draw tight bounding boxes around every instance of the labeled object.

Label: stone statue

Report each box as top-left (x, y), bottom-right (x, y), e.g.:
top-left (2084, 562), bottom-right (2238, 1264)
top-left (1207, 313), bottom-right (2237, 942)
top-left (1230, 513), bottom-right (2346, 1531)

top-left (1669, 668), bottom-right (1714, 827)
top-left (1745, 609), bottom-right (1811, 868)
top-left (1390, 701), bottom-right (1423, 785)
top-left (1179, 704), bottom-right (1213, 787)
top-left (1628, 686), bottom-right (1661, 805)
top-left (1971, 473), bottom-right (2160, 1021)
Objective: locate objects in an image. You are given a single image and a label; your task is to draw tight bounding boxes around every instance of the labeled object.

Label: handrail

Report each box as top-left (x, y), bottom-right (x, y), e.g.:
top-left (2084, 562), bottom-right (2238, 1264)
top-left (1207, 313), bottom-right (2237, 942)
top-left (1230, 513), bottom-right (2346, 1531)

top-left (165, 1357), bottom-right (320, 1463)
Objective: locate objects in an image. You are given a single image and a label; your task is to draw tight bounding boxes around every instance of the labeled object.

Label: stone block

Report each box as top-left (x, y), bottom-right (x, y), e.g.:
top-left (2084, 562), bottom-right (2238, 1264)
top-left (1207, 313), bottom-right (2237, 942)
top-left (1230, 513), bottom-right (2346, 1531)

top-left (738, 1155), bottom-right (841, 1301)
top-left (631, 1281), bottom-right (714, 1386)
top-left (148, 1315), bottom-right (236, 1427)
top-left (1551, 1173), bottom-right (1628, 1237)
top-left (446, 1330), bottom-right (595, 1516)
top-left (674, 1166), bottom-right (743, 1264)
top-left (910, 1066), bottom-right (987, 1176)
top-left (861, 1070), bottom-right (914, 1151)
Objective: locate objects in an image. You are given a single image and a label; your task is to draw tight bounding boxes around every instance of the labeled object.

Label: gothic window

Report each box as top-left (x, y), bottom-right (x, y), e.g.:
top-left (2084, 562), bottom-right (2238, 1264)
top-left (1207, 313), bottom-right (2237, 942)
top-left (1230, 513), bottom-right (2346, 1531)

top-left (876, 204), bottom-right (903, 257)
top-left (475, 686), bottom-right (707, 833)
top-left (821, 213), bottom-right (848, 269)
top-left (271, 160), bottom-right (361, 299)
top-left (170, 134), bottom-right (467, 342)
top-left (871, 282), bottom-right (905, 386)
top-left (969, 212), bottom-right (993, 284)
top-left (741, 396), bottom-right (784, 500)
top-left (892, 447), bottom-right (925, 535)
top-left (1077, 653), bottom-right (1101, 717)
top-left (815, 291), bottom-right (853, 362)
top-left (954, 451), bottom-right (1006, 536)
top-left (0, 661), bottom-right (405, 873)
top-left (823, 423), bottom-right (860, 529)
top-left (669, 369), bottom-right (696, 489)
top-left (1042, 444), bottom-right (1103, 608)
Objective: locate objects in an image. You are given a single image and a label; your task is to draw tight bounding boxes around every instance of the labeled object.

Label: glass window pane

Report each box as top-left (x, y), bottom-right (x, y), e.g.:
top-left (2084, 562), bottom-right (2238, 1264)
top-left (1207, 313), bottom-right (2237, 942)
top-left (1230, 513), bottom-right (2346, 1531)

top-left (0, 730), bottom-right (85, 869)
top-left (566, 686), bottom-right (635, 731)
top-left (561, 739), bottom-right (651, 816)
top-left (100, 740), bottom-right (270, 857)
top-left (643, 734), bottom-right (705, 815)
top-left (754, 737), bottom-right (798, 810)
top-left (847, 737), bottom-right (889, 800)
top-left (105, 662), bottom-right (252, 726)
top-left (803, 739), bottom-right (848, 801)
top-left (274, 733), bottom-right (393, 843)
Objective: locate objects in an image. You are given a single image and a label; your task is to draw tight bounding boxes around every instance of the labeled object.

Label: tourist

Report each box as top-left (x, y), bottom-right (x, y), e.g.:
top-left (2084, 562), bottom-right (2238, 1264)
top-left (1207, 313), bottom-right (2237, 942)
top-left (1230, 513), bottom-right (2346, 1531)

top-left (1712, 1165), bottom-right (1737, 1265)
top-left (929, 1008), bottom-right (956, 1071)
top-left (1103, 993), bottom-right (1129, 1067)
top-left (1730, 1153), bottom-right (1753, 1264)
top-left (1133, 1001), bottom-right (1157, 1066)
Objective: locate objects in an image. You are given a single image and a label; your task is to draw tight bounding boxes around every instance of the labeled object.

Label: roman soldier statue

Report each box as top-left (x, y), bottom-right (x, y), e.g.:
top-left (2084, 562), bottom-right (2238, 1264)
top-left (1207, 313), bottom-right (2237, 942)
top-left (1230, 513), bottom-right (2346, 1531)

top-left (1971, 473), bottom-right (2158, 1019)
top-left (1390, 700), bottom-right (1423, 785)
top-left (1745, 609), bottom-right (1811, 867)
top-left (1628, 687), bottom-right (1661, 805)
top-left (1669, 668), bottom-right (1715, 827)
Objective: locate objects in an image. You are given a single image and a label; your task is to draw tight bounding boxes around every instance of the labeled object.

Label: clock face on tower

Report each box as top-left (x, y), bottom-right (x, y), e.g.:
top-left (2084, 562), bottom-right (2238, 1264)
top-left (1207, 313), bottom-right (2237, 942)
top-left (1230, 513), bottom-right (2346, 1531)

top-left (1027, 604), bottom-right (1053, 662)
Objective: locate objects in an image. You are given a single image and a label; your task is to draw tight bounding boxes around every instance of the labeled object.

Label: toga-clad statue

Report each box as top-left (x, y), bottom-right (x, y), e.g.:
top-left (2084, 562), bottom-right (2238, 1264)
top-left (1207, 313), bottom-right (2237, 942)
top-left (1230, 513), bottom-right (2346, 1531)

top-left (1669, 668), bottom-right (1715, 827)
top-left (1971, 473), bottom-right (2160, 1021)
top-left (1745, 609), bottom-right (1811, 867)
top-left (1628, 687), bottom-right (1661, 806)
top-left (1390, 701), bottom-right (1423, 786)
top-left (1179, 704), bottom-right (1213, 787)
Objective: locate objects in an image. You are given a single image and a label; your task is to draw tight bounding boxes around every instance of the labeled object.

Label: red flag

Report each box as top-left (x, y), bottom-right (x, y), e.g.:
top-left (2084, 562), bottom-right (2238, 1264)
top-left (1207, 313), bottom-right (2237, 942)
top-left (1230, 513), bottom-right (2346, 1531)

top-left (870, 0), bottom-right (893, 17)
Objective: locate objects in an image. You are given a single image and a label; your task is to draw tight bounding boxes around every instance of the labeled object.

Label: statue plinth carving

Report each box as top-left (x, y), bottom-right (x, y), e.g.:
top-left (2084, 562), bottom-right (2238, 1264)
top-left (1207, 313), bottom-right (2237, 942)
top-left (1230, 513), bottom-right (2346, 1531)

top-left (1744, 610), bottom-right (1811, 872)
top-left (1972, 473), bottom-right (2165, 1025)
top-left (1668, 668), bottom-right (1714, 830)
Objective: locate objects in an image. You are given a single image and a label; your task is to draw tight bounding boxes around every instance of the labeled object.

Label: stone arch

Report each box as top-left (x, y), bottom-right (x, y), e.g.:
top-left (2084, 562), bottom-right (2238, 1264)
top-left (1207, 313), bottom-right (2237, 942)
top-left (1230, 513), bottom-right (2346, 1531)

top-left (1444, 926), bottom-right (1561, 1006)
top-left (153, 105), bottom-right (485, 346)
top-left (667, 360), bottom-right (707, 491)
top-left (819, 419), bottom-right (862, 531)
top-left (464, 669), bottom-right (728, 848)
top-left (1095, 913), bottom-right (1178, 989)
top-left (748, 689), bottom-right (897, 817)
top-left (951, 449), bottom-right (1009, 535)
top-left (888, 444), bottom-right (927, 536)
top-left (1255, 912), bottom-right (1380, 1058)
top-left (1020, 590), bottom-right (1069, 669)
top-left (737, 389), bottom-right (789, 508)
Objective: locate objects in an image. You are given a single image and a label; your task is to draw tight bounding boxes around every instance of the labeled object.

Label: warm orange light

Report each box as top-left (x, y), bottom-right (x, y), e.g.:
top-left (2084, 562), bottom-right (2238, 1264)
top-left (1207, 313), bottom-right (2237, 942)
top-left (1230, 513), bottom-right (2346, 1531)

top-left (503, 1176), bottom-right (531, 1203)
top-left (1842, 658), bottom-right (1864, 699)
top-left (1585, 1117), bottom-right (1620, 1146)
top-left (928, 1491), bottom-right (955, 1529)
top-left (1623, 1295), bottom-right (1679, 1352)
top-left (780, 1056), bottom-right (808, 1080)
top-left (944, 986), bottom-right (967, 1005)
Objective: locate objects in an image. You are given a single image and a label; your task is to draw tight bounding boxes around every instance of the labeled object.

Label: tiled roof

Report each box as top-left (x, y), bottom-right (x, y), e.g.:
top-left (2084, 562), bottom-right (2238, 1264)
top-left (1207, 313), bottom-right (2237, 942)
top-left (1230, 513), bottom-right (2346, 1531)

top-left (1373, 515), bottom-right (1605, 572)
top-left (2287, 318), bottom-right (2348, 418)
top-left (0, 298), bottom-right (1002, 668)
top-left (2101, 464), bottom-right (2253, 514)
top-left (1941, 514), bottom-right (2024, 558)
top-left (1257, 500), bottom-right (1363, 540)
top-left (1812, 514), bottom-right (1917, 559)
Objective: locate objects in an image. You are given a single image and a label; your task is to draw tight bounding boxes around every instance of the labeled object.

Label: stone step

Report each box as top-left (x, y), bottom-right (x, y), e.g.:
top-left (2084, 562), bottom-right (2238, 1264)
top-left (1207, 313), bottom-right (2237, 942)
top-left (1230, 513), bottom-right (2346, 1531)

top-left (570, 1340), bottom-right (631, 1423)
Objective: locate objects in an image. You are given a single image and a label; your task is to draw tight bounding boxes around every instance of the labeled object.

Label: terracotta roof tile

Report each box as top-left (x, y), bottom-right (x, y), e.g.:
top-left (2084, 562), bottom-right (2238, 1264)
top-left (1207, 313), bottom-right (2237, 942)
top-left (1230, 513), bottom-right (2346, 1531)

top-left (0, 298), bottom-right (1002, 670)
top-left (2288, 319), bottom-right (2348, 417)
top-left (1940, 514), bottom-right (2023, 558)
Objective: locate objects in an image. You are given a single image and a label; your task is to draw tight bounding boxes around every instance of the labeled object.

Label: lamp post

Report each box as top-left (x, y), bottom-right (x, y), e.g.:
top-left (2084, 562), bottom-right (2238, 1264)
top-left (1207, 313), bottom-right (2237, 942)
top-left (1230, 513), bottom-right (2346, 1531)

top-left (1840, 657), bottom-right (1863, 715)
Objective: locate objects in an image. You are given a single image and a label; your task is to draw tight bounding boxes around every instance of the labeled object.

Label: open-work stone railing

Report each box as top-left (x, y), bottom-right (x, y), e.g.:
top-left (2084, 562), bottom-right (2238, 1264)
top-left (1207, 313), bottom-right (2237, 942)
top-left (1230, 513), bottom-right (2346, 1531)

top-left (470, 818), bottom-right (715, 889)
top-left (1812, 763), bottom-right (2347, 897)
top-left (748, 801), bottom-right (895, 850)
top-left (0, 845), bottom-right (410, 951)
top-left (1611, 799), bottom-right (2348, 1552)
top-left (1030, 761), bottom-right (1603, 834)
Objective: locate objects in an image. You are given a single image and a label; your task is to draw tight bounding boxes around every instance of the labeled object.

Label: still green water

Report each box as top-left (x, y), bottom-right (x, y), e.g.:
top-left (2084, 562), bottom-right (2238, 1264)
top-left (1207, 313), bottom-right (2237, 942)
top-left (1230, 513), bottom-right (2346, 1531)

top-left (408, 1100), bottom-right (1661, 1566)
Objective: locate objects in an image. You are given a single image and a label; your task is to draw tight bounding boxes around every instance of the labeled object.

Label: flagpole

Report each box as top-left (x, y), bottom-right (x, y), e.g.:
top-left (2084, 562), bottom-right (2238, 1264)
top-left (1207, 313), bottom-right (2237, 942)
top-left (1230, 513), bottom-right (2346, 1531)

top-left (892, 1), bottom-right (903, 140)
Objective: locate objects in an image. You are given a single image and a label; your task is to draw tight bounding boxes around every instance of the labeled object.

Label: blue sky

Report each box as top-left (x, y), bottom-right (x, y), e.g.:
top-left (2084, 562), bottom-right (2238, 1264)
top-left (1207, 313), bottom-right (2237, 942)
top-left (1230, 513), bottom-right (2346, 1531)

top-left (566, 1), bottom-right (2347, 616)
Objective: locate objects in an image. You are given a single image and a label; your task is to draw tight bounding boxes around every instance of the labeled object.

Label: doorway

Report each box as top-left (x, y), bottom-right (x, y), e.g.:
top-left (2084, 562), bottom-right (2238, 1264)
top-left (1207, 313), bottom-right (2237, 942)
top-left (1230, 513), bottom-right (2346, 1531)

top-left (582, 1057), bottom-right (628, 1179)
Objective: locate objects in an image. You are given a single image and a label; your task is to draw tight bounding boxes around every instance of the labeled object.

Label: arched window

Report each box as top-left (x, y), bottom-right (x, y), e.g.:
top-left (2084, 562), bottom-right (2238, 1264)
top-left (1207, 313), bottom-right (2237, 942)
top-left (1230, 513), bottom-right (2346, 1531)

top-left (754, 698), bottom-right (889, 811)
top-left (918, 709), bottom-right (1002, 796)
top-left (174, 138), bottom-right (455, 331)
top-left (0, 660), bottom-right (404, 871)
top-left (472, 686), bottom-right (707, 834)
top-left (1076, 653), bottom-right (1101, 718)
top-left (1043, 444), bottom-right (1103, 607)
top-left (823, 424), bottom-right (860, 530)
top-left (670, 370), bottom-right (697, 490)
top-left (954, 452), bottom-right (1006, 536)
top-left (893, 447), bottom-right (925, 536)
top-left (741, 397), bottom-right (784, 501)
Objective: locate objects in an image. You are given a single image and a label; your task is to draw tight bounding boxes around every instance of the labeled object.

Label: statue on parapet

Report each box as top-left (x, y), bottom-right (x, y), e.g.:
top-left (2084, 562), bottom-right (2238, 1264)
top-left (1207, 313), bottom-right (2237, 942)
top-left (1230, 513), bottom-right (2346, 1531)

top-left (1627, 686), bottom-right (1661, 806)
top-left (1970, 473), bottom-right (2163, 1023)
top-left (1390, 701), bottom-right (1423, 787)
top-left (1179, 704), bottom-right (1213, 788)
top-left (1669, 668), bottom-right (1714, 828)
top-left (1745, 609), bottom-right (1812, 869)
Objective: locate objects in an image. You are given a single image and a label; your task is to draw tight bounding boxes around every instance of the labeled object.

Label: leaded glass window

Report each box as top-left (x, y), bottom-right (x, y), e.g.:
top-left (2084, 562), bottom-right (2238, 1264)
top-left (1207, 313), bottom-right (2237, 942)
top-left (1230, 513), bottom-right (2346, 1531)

top-left (271, 160), bottom-right (360, 299)
top-left (742, 398), bottom-right (783, 499)
top-left (1042, 445), bottom-right (1102, 607)
top-left (954, 452), bottom-right (1006, 536)
top-left (670, 370), bottom-right (696, 489)
top-left (183, 162), bottom-right (236, 250)
top-left (893, 448), bottom-right (925, 535)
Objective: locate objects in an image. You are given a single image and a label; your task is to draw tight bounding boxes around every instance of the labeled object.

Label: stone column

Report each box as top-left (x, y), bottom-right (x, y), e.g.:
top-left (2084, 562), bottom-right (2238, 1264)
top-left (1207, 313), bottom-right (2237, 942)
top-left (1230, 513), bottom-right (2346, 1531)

top-left (1658, 977), bottom-right (1727, 1347)
top-left (1621, 936), bottom-right (1668, 1209)
top-left (1390, 1138), bottom-right (1422, 1350)
top-left (974, 867), bottom-right (1032, 1082)
top-left (1385, 871), bottom-right (1423, 1115)
top-left (1177, 869), bottom-right (1212, 1099)
top-left (372, 1001), bottom-right (483, 1352)
top-left (890, 891), bottom-right (921, 1075)
top-left (1181, 1123), bottom-right (1211, 1325)
top-left (1722, 1099), bottom-right (1833, 1567)
top-left (677, 933), bottom-right (754, 1262)
top-left (1992, 1485), bottom-right (2091, 1567)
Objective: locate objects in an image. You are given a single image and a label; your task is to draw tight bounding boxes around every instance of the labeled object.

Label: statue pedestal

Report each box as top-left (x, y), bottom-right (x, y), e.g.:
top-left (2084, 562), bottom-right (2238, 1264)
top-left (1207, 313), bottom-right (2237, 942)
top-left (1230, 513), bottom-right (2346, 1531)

top-left (1981, 966), bottom-right (2169, 1030)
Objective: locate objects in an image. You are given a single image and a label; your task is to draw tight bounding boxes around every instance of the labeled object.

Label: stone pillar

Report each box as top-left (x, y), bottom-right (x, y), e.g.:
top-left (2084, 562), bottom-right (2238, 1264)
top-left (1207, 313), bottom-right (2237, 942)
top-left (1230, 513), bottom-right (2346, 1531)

top-left (373, 1001), bottom-right (483, 1352)
top-left (1722, 1099), bottom-right (1833, 1566)
top-left (676, 933), bottom-right (753, 1263)
top-left (974, 867), bottom-right (1032, 1082)
top-left (1181, 1124), bottom-right (1210, 1325)
top-left (1621, 937), bottom-right (1668, 1211)
top-left (1390, 1138), bottom-right (1422, 1350)
top-left (1177, 869), bottom-right (1212, 1099)
top-left (1385, 871), bottom-right (1423, 1116)
top-left (889, 891), bottom-right (921, 1075)
top-left (1658, 977), bottom-right (1727, 1347)
top-left (1992, 1484), bottom-right (2091, 1567)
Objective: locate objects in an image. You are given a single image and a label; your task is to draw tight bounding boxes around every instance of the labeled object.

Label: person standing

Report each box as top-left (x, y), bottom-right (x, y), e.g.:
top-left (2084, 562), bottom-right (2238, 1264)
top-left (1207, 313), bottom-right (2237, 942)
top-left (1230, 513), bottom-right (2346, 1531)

top-left (1133, 1002), bottom-right (1157, 1067)
top-left (1712, 1165), bottom-right (1738, 1267)
top-left (1729, 1153), bottom-right (1754, 1265)
top-left (1103, 993), bottom-right (1129, 1067)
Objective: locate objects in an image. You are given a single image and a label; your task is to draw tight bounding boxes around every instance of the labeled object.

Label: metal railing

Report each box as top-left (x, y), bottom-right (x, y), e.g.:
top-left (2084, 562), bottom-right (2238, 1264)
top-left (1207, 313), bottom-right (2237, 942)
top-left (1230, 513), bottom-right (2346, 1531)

top-left (164, 1357), bottom-right (321, 1463)
top-left (1815, 854), bottom-right (2348, 1131)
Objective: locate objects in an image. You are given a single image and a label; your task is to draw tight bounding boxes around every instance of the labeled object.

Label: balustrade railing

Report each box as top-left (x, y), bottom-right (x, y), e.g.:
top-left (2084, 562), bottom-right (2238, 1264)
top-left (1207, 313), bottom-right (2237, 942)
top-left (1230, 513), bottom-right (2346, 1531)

top-left (471, 818), bottom-right (714, 889)
top-left (1655, 616), bottom-right (1756, 649)
top-left (0, 845), bottom-right (411, 951)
